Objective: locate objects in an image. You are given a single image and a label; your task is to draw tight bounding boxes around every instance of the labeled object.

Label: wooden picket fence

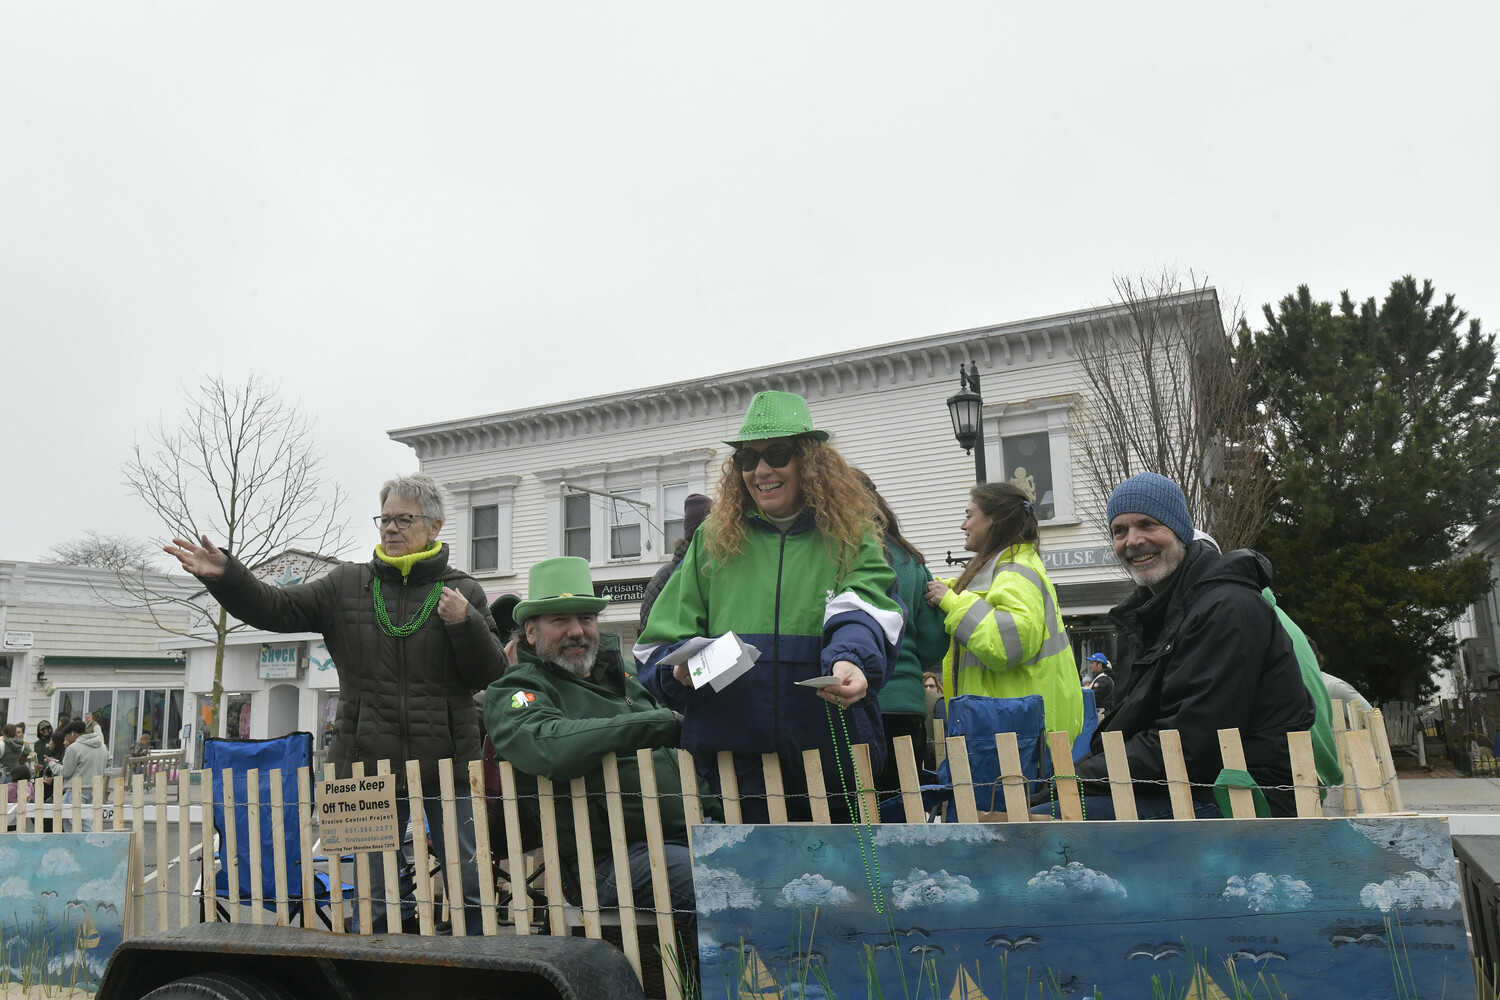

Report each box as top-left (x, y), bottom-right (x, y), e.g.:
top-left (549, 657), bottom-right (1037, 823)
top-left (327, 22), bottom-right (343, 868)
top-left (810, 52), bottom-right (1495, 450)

top-left (1, 702), bottom-right (1408, 1000)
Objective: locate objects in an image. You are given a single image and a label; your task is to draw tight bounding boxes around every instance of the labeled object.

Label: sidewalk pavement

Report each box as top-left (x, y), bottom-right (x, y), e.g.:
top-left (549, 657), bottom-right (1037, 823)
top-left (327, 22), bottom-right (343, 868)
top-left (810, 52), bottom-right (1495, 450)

top-left (1399, 775), bottom-right (1500, 836)
top-left (1400, 776), bottom-right (1500, 814)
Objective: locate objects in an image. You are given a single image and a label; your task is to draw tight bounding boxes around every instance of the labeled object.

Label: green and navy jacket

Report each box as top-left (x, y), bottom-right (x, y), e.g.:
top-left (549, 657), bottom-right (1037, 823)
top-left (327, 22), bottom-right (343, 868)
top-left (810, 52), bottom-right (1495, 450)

top-left (634, 508), bottom-right (904, 798)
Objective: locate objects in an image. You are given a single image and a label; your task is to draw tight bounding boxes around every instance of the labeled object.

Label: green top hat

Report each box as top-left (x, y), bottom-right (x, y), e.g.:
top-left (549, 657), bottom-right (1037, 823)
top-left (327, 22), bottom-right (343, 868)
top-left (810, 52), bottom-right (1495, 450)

top-left (725, 390), bottom-right (830, 446)
top-left (512, 556), bottom-right (610, 623)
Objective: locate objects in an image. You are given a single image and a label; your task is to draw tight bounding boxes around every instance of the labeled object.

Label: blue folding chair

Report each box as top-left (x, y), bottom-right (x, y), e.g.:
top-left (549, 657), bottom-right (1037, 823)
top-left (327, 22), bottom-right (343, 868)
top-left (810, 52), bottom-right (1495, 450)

top-left (1073, 686), bottom-right (1099, 762)
top-left (879, 694), bottom-right (1052, 822)
top-left (202, 733), bottom-right (353, 926)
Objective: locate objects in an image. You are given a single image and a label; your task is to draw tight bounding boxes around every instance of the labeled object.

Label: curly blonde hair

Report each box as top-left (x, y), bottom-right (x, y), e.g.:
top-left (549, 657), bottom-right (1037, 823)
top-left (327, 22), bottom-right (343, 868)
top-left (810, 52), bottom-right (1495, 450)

top-left (702, 437), bottom-right (884, 577)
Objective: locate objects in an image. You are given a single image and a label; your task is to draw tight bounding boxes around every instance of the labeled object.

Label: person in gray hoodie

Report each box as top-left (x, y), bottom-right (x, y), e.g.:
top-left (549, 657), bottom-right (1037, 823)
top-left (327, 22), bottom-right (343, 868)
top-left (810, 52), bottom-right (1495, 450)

top-left (50, 720), bottom-right (108, 831)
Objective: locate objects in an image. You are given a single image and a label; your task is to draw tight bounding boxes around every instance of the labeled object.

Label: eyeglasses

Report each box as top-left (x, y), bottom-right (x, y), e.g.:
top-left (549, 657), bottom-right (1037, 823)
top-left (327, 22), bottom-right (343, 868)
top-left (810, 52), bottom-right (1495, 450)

top-left (733, 442), bottom-right (800, 472)
top-left (373, 514), bottom-right (429, 530)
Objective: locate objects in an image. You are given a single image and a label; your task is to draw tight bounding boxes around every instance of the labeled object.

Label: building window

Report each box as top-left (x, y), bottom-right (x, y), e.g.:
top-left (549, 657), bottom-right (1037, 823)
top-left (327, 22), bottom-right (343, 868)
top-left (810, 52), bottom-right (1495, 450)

top-left (610, 490), bottom-right (643, 560)
top-left (564, 493), bottom-right (592, 560)
top-left (1002, 431), bottom-right (1055, 521)
top-left (442, 475), bottom-right (519, 576)
top-left (990, 397), bottom-right (1077, 524)
top-left (0, 656), bottom-right (11, 688)
top-left (538, 448), bottom-right (716, 565)
top-left (662, 483), bottom-right (690, 551)
top-left (472, 504), bottom-right (499, 572)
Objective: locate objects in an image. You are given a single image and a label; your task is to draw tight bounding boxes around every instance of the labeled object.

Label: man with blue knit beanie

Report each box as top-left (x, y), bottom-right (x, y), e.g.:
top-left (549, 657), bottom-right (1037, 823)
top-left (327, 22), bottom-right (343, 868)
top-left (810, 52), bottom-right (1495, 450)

top-left (1070, 472), bottom-right (1314, 818)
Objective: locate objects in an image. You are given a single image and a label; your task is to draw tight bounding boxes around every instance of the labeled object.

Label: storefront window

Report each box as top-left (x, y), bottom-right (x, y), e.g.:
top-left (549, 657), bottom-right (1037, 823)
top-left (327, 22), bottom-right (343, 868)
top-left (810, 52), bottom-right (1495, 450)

top-left (141, 689), bottom-right (166, 749)
top-left (87, 691), bottom-right (113, 747)
top-left (56, 686), bottom-right (188, 763)
top-left (113, 690), bottom-right (141, 767)
top-left (168, 691), bottom-right (184, 749)
top-left (57, 690), bottom-right (84, 723)
top-left (225, 693), bottom-right (252, 740)
top-left (320, 692), bottom-right (339, 750)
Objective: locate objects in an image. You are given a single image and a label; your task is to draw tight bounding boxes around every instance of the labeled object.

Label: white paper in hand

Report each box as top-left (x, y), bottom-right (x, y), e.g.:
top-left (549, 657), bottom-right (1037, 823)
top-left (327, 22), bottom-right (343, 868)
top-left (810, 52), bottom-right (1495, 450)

top-left (662, 631), bottom-right (761, 691)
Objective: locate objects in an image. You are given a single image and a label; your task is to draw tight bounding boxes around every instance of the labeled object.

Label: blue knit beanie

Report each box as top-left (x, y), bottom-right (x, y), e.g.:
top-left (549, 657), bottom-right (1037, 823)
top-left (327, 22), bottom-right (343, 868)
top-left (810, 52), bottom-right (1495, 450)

top-left (1106, 472), bottom-right (1193, 545)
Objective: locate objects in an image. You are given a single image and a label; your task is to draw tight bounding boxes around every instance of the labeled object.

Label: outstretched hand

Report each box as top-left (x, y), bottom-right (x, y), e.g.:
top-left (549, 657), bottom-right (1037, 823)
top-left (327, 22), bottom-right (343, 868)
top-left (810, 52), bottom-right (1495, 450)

top-left (820, 660), bottom-right (869, 709)
top-left (164, 535), bottom-right (229, 579)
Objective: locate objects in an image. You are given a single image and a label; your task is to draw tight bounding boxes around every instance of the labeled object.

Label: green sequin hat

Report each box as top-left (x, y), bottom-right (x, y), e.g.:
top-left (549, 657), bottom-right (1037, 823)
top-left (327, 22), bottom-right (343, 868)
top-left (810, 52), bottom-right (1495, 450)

top-left (512, 556), bottom-right (610, 623)
top-left (725, 391), bottom-right (830, 446)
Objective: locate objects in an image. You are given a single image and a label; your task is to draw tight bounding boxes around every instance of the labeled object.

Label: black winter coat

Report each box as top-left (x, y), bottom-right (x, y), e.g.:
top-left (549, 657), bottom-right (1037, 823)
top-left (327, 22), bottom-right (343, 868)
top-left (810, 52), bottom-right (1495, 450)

top-left (204, 547), bottom-right (504, 785)
top-left (1074, 542), bottom-right (1313, 816)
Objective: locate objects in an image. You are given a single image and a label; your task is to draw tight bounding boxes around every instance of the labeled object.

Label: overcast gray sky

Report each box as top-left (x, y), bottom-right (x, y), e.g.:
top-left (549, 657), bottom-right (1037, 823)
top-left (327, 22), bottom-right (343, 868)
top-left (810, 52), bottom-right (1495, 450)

top-left (5, 2), bottom-right (1497, 563)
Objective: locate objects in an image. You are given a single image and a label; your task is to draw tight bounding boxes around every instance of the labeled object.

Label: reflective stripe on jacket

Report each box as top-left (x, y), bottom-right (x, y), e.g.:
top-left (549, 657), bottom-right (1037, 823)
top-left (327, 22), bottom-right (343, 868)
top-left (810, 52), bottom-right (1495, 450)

top-left (937, 543), bottom-right (1083, 743)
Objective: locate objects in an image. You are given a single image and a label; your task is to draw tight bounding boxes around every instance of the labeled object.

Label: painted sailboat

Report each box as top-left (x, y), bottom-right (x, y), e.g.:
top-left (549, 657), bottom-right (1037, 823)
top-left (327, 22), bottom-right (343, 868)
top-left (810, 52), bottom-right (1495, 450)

top-left (739, 946), bottom-right (783, 999)
top-left (1184, 963), bottom-right (1231, 1000)
top-left (76, 911), bottom-right (100, 950)
top-left (949, 965), bottom-right (990, 1000)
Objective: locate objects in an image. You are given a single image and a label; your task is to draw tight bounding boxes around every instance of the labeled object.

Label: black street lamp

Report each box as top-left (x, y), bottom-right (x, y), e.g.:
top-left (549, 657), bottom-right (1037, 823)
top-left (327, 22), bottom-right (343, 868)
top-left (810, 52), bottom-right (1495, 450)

top-left (946, 361), bottom-right (988, 484)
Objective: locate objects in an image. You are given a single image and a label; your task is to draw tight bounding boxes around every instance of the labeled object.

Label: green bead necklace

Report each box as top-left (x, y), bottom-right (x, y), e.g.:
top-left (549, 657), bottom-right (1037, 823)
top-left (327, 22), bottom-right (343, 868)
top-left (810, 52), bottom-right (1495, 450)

top-left (373, 578), bottom-right (444, 637)
top-left (825, 700), bottom-right (885, 914)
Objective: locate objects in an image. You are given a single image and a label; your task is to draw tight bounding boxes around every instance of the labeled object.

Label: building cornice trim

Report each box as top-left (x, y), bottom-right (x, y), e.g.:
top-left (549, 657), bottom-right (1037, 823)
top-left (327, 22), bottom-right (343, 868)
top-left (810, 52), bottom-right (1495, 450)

top-left (388, 292), bottom-right (1216, 458)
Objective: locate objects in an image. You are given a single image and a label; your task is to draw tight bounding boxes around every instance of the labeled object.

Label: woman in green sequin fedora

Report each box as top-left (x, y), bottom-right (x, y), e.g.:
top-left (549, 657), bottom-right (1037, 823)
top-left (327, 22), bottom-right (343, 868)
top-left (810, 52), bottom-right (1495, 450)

top-left (636, 390), bottom-right (905, 824)
top-left (164, 471), bottom-right (504, 935)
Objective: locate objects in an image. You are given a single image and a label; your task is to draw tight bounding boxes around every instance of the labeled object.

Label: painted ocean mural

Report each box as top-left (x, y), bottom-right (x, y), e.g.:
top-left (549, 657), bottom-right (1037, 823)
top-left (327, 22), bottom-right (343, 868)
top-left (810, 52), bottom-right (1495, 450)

top-left (692, 818), bottom-right (1473, 999)
top-left (0, 832), bottom-right (131, 994)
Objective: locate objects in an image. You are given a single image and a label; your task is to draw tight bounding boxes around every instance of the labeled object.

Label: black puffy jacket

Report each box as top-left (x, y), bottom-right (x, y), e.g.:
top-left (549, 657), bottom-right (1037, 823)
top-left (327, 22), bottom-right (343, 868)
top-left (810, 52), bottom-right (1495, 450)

top-left (204, 546), bottom-right (504, 785)
top-left (1075, 542), bottom-right (1314, 816)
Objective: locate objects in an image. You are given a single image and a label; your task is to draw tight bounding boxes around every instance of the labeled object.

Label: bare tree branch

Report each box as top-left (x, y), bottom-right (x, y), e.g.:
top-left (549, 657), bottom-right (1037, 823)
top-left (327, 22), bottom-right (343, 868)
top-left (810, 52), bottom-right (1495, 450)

top-left (1070, 270), bottom-right (1275, 551)
top-left (118, 373), bottom-right (352, 735)
top-left (42, 532), bottom-right (160, 572)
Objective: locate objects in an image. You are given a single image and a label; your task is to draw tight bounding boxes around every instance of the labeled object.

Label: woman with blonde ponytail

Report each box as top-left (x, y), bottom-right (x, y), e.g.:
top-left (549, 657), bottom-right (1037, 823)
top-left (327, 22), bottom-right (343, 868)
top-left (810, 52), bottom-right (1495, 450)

top-left (926, 482), bottom-right (1083, 744)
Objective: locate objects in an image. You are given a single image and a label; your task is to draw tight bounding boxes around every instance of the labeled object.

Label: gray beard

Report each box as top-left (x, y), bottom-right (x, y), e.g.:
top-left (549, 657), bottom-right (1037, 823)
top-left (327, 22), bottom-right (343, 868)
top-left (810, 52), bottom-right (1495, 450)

top-left (537, 635), bottom-right (598, 678)
top-left (1123, 538), bottom-right (1187, 592)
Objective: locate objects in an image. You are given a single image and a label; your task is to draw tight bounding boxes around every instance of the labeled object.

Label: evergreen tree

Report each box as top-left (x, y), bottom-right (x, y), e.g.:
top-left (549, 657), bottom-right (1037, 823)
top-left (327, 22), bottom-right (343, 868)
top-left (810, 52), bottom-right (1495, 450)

top-left (1251, 276), bottom-right (1500, 702)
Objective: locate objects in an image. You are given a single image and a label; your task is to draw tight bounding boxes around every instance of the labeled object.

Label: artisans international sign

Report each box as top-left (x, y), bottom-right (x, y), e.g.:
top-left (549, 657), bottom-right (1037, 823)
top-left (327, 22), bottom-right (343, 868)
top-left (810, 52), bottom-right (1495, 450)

top-left (594, 579), bottom-right (650, 602)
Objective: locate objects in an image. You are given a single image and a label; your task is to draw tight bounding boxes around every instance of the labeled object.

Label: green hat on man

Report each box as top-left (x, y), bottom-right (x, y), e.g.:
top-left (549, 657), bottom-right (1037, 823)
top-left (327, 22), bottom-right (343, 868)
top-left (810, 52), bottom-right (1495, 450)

top-left (724, 390), bottom-right (830, 446)
top-left (512, 556), bottom-right (610, 623)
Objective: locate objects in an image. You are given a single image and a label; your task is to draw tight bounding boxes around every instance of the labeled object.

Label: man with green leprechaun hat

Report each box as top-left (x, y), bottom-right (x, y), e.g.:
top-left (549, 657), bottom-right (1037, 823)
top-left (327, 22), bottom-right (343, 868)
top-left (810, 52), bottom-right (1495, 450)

top-left (484, 555), bottom-right (715, 921)
top-left (165, 471), bottom-right (504, 935)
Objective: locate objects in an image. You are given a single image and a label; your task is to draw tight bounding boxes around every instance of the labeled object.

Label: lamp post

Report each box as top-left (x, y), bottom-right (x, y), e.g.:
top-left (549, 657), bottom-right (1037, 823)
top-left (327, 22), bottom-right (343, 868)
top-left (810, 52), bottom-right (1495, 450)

top-left (946, 361), bottom-right (987, 484)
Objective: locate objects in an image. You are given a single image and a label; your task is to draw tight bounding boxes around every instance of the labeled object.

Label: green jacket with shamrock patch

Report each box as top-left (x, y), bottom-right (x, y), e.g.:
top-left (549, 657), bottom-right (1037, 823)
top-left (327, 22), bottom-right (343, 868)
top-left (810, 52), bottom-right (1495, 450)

top-left (483, 636), bottom-right (719, 879)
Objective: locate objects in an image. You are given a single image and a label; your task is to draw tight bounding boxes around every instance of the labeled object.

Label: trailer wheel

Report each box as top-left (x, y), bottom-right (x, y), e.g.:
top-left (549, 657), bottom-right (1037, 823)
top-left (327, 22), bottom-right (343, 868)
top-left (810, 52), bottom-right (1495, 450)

top-left (140, 971), bottom-right (297, 1000)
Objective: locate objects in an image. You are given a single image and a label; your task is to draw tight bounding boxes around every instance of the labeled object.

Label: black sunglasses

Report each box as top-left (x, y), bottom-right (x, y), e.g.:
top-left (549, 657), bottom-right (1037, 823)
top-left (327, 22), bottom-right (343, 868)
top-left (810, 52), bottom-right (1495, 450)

top-left (734, 441), bottom-right (800, 472)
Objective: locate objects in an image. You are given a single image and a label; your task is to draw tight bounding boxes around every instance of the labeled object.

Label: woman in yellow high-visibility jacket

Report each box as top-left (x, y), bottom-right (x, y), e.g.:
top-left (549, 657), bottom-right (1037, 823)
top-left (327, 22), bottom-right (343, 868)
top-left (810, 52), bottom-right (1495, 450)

top-left (925, 482), bottom-right (1083, 743)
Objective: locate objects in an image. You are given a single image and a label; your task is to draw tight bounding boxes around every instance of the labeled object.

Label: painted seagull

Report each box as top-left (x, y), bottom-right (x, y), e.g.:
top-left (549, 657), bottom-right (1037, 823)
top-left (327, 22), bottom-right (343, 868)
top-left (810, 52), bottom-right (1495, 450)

top-left (986, 934), bottom-right (1040, 951)
top-left (1127, 944), bottom-right (1186, 961)
top-left (1331, 933), bottom-right (1386, 947)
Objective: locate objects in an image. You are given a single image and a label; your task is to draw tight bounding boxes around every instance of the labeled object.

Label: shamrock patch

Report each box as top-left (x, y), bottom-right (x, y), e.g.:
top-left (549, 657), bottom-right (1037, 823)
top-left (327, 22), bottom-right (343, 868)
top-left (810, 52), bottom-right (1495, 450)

top-left (510, 691), bottom-right (536, 710)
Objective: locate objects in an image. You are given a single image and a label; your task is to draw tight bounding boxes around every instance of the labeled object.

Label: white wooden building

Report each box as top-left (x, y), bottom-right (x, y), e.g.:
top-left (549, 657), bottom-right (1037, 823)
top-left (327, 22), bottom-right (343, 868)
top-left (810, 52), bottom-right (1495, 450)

top-left (0, 561), bottom-right (190, 768)
top-left (1457, 512), bottom-right (1500, 692)
top-left (388, 296), bottom-right (1222, 658)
